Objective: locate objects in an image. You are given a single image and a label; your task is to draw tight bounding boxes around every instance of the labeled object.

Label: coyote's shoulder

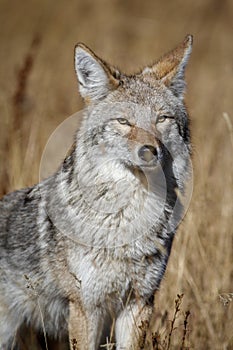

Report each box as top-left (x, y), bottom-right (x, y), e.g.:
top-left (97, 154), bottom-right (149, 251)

top-left (0, 35), bottom-right (193, 350)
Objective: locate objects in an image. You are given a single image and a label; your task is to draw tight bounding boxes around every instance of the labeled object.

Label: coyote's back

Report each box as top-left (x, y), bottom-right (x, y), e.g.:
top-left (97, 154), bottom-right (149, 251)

top-left (0, 35), bottom-right (193, 349)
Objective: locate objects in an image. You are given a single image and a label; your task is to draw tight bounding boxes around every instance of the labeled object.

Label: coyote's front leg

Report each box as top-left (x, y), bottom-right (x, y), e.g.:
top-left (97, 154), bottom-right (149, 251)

top-left (69, 299), bottom-right (88, 350)
top-left (68, 300), bottom-right (103, 350)
top-left (115, 300), bottom-right (153, 350)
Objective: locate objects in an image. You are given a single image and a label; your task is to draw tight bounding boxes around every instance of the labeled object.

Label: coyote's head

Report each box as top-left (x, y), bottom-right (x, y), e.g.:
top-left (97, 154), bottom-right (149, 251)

top-left (74, 36), bottom-right (193, 192)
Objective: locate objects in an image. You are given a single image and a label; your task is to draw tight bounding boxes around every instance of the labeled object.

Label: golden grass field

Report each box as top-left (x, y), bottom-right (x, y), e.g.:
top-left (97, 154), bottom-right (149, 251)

top-left (0, 0), bottom-right (232, 349)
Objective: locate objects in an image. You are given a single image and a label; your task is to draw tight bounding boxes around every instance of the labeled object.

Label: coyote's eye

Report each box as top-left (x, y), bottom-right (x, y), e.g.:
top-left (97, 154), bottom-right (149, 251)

top-left (157, 115), bottom-right (174, 123)
top-left (117, 118), bottom-right (131, 126)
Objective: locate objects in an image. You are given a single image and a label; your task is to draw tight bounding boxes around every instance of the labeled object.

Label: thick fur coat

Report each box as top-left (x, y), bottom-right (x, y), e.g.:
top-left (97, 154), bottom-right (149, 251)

top-left (0, 35), bottom-right (193, 349)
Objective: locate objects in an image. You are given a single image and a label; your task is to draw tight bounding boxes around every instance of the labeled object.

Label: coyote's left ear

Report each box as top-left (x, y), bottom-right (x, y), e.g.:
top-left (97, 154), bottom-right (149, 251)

top-left (143, 35), bottom-right (193, 99)
top-left (74, 43), bottom-right (120, 103)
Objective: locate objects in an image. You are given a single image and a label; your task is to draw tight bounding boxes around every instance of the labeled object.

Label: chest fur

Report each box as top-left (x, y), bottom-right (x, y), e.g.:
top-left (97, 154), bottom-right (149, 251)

top-left (68, 241), bottom-right (167, 311)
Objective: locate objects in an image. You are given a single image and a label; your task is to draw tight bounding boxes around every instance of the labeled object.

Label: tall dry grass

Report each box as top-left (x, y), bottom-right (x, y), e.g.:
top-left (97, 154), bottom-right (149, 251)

top-left (0, 0), bottom-right (232, 349)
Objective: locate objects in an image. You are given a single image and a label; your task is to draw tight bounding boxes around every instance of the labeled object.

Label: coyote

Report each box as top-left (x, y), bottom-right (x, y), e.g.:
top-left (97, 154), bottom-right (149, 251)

top-left (0, 35), bottom-right (193, 349)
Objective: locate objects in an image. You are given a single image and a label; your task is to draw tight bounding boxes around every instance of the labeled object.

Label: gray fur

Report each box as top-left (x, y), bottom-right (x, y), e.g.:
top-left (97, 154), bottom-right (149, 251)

top-left (0, 36), bottom-right (193, 349)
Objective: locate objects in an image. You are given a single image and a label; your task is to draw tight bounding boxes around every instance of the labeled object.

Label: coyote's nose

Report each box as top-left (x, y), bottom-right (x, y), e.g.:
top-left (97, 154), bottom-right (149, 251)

top-left (138, 145), bottom-right (157, 163)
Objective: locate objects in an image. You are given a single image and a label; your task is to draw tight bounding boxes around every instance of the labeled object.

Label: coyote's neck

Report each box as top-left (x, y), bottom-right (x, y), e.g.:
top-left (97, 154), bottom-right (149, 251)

top-left (48, 141), bottom-right (178, 251)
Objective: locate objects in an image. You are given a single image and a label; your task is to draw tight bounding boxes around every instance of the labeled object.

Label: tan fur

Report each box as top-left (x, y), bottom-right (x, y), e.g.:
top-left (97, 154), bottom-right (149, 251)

top-left (128, 125), bottom-right (159, 146)
top-left (69, 300), bottom-right (89, 350)
top-left (143, 35), bottom-right (193, 85)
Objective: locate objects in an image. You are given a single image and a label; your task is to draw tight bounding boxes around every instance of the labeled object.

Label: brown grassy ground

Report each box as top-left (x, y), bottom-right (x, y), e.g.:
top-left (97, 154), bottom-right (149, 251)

top-left (0, 0), bottom-right (232, 349)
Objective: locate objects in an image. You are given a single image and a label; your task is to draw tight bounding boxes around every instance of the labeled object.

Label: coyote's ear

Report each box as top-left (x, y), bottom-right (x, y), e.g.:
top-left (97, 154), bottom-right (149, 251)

top-left (143, 35), bottom-right (193, 99)
top-left (74, 43), bottom-right (120, 102)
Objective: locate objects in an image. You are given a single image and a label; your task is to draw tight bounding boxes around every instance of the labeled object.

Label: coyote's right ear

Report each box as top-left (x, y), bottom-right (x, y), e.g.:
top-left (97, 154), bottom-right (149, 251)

top-left (74, 43), bottom-right (120, 103)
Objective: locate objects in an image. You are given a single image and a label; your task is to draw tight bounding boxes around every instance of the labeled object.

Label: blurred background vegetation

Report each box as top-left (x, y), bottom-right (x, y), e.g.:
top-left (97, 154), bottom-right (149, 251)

top-left (0, 0), bottom-right (232, 349)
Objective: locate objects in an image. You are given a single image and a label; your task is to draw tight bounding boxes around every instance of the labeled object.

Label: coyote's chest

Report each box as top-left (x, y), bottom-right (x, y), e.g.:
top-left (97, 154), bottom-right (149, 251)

top-left (66, 165), bottom-right (170, 308)
top-left (68, 229), bottom-right (167, 311)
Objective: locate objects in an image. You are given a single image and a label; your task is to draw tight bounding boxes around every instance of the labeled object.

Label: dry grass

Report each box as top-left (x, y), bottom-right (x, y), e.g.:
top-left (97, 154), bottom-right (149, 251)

top-left (0, 0), bottom-right (232, 349)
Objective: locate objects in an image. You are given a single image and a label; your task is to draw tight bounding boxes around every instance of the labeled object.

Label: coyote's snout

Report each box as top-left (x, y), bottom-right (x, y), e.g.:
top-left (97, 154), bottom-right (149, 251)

top-left (128, 125), bottom-right (161, 167)
top-left (0, 35), bottom-right (193, 349)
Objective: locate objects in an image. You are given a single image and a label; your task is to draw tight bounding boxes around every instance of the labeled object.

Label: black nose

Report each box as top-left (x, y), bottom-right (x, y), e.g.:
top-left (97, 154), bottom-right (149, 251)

top-left (138, 145), bottom-right (157, 163)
